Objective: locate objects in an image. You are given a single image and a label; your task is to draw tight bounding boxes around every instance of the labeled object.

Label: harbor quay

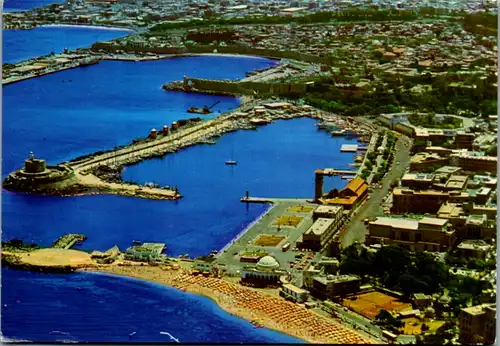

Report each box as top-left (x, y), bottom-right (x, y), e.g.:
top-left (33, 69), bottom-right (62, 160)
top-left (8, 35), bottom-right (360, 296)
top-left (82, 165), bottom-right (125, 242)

top-left (215, 198), bottom-right (322, 283)
top-left (4, 99), bottom-right (373, 201)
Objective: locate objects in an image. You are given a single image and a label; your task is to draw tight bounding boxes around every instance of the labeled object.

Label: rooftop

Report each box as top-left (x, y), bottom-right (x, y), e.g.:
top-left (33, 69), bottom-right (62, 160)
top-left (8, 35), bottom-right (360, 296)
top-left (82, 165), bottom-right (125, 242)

top-left (282, 283), bottom-right (308, 295)
top-left (463, 304), bottom-right (496, 316)
top-left (437, 203), bottom-right (465, 219)
top-left (370, 217), bottom-right (419, 230)
top-left (466, 214), bottom-right (487, 225)
top-left (305, 218), bottom-right (335, 236)
top-left (313, 274), bottom-right (360, 285)
top-left (419, 217), bottom-right (448, 227)
top-left (314, 205), bottom-right (343, 214)
top-left (402, 173), bottom-right (435, 181)
top-left (457, 240), bottom-right (491, 251)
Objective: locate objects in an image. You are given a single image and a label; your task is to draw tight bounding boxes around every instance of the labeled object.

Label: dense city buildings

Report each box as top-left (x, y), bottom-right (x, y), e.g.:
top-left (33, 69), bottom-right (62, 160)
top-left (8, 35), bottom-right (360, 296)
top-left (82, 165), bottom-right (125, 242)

top-left (2, 0), bottom-right (498, 344)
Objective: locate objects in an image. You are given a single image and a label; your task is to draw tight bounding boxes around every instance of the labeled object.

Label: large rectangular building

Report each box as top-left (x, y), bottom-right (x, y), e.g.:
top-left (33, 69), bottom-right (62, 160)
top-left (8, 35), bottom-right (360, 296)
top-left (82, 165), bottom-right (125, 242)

top-left (450, 152), bottom-right (497, 173)
top-left (366, 217), bottom-right (456, 252)
top-left (300, 218), bottom-right (338, 252)
top-left (310, 274), bottom-right (361, 300)
top-left (459, 304), bottom-right (496, 345)
top-left (392, 188), bottom-right (450, 214)
top-left (409, 153), bottom-right (450, 171)
top-left (313, 205), bottom-right (344, 222)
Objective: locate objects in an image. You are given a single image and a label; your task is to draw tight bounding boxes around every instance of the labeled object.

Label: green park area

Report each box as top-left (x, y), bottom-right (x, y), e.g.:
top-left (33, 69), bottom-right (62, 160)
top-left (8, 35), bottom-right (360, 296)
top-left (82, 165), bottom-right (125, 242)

top-left (408, 113), bottom-right (463, 129)
top-left (286, 205), bottom-right (314, 213)
top-left (253, 234), bottom-right (285, 247)
top-left (273, 215), bottom-right (303, 228)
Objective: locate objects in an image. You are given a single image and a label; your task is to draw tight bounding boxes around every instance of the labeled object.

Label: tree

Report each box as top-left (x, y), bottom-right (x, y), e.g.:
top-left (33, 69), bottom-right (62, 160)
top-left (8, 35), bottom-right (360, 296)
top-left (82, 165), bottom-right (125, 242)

top-left (373, 245), bottom-right (411, 288)
top-left (339, 243), bottom-right (374, 279)
top-left (375, 309), bottom-right (404, 329)
top-left (417, 321), bottom-right (456, 344)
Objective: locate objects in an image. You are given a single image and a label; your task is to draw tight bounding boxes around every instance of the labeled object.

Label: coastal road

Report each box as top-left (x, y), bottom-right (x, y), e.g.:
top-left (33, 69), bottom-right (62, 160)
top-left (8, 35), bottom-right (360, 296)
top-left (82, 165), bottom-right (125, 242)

top-left (317, 301), bottom-right (387, 342)
top-left (340, 134), bottom-right (412, 247)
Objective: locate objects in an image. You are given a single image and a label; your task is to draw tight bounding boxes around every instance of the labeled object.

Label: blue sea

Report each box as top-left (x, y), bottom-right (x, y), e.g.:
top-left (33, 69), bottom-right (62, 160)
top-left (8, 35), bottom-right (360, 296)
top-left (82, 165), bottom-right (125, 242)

top-left (2, 31), bottom-right (357, 342)
top-left (1, 268), bottom-right (304, 343)
top-left (3, 0), bottom-right (65, 12)
top-left (3, 26), bottom-right (132, 63)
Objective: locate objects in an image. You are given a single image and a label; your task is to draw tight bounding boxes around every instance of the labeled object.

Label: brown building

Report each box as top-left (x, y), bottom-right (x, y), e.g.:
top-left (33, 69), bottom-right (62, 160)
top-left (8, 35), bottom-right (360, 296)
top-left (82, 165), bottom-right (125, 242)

top-left (464, 214), bottom-right (495, 241)
top-left (455, 131), bottom-right (476, 150)
top-left (366, 217), bottom-right (456, 252)
top-left (450, 152), bottom-right (498, 174)
top-left (299, 218), bottom-right (337, 252)
top-left (310, 274), bottom-right (361, 300)
top-left (401, 173), bottom-right (435, 190)
top-left (412, 293), bottom-right (432, 309)
top-left (443, 175), bottom-right (468, 191)
top-left (392, 188), bottom-right (450, 214)
top-left (409, 153), bottom-right (450, 171)
top-left (459, 304), bottom-right (496, 345)
top-left (456, 240), bottom-right (492, 260)
top-left (320, 178), bottom-right (368, 210)
top-left (437, 202), bottom-right (467, 230)
top-left (313, 205), bottom-right (344, 222)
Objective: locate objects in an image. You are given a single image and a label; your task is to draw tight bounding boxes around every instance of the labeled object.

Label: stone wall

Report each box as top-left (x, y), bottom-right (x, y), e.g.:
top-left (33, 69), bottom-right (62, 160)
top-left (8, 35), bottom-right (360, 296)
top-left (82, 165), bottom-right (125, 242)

top-left (91, 42), bottom-right (333, 65)
top-left (91, 42), bottom-right (188, 54)
top-left (185, 45), bottom-right (332, 64)
top-left (4, 165), bottom-right (77, 193)
top-left (183, 76), bottom-right (308, 96)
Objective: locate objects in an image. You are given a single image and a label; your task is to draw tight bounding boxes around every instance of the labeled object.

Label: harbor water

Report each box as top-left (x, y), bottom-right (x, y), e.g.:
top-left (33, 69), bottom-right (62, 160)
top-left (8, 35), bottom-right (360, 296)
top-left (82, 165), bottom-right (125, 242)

top-left (3, 26), bottom-right (132, 63)
top-left (3, 36), bottom-right (357, 342)
top-left (3, 0), bottom-right (66, 12)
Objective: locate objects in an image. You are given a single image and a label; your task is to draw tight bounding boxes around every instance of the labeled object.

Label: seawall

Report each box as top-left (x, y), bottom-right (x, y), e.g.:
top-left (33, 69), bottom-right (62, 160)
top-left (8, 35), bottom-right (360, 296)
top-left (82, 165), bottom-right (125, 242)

top-left (164, 76), bottom-right (309, 97)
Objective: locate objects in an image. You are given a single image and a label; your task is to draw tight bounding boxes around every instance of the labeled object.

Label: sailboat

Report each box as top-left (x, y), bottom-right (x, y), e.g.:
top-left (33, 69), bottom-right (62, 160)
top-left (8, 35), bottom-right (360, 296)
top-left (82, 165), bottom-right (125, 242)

top-left (225, 140), bottom-right (237, 165)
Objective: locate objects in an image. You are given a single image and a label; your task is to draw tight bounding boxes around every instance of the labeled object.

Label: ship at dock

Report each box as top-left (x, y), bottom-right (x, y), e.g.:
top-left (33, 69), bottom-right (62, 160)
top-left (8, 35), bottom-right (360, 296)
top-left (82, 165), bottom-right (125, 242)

top-left (187, 100), bottom-right (220, 115)
top-left (79, 57), bottom-right (102, 67)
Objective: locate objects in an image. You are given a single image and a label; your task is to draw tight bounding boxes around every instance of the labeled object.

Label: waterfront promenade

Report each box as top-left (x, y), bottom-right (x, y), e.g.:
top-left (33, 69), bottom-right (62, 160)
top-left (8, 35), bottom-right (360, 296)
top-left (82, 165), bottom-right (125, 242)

top-left (215, 197), bottom-right (319, 281)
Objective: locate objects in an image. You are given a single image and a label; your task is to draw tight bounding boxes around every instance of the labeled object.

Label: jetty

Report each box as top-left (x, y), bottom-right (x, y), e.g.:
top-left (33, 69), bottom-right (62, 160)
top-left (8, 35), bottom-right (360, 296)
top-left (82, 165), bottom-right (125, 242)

top-left (52, 234), bottom-right (87, 249)
top-left (316, 169), bottom-right (358, 176)
top-left (3, 100), bottom-right (374, 201)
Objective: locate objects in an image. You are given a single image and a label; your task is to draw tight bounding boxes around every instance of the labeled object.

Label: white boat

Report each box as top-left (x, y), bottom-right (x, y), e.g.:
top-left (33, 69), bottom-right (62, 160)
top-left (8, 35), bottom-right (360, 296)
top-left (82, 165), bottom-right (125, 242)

top-left (225, 160), bottom-right (237, 165)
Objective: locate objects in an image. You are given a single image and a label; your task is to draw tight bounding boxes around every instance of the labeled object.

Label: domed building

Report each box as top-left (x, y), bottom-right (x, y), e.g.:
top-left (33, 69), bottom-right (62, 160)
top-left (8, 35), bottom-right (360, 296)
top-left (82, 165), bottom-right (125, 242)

top-left (241, 255), bottom-right (286, 287)
top-left (256, 256), bottom-right (280, 271)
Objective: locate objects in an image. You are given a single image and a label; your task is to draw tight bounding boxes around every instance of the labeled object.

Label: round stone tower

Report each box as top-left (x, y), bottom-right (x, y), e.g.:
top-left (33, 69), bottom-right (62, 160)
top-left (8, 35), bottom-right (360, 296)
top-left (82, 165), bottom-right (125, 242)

top-left (24, 152), bottom-right (47, 173)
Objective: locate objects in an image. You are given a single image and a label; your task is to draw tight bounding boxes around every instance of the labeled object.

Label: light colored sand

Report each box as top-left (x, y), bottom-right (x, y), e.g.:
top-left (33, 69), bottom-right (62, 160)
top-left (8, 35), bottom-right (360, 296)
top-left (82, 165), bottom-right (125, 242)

top-left (17, 249), bottom-right (93, 267)
top-left (76, 173), bottom-right (178, 198)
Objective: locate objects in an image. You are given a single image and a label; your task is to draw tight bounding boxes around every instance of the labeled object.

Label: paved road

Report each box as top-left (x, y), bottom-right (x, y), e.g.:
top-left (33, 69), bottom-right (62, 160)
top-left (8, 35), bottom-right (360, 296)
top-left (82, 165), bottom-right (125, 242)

top-left (320, 301), bottom-right (386, 342)
top-left (341, 133), bottom-right (412, 247)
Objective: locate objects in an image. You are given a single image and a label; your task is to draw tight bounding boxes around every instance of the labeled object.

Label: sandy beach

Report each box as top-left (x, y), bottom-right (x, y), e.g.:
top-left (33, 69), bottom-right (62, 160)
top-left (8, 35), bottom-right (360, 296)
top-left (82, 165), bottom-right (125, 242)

top-left (82, 265), bottom-right (373, 344)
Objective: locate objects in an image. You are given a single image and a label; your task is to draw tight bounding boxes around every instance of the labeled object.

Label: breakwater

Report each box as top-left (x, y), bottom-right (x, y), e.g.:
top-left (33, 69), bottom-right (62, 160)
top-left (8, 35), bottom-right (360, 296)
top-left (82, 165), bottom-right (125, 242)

top-left (163, 76), bottom-right (309, 97)
top-left (52, 234), bottom-right (87, 249)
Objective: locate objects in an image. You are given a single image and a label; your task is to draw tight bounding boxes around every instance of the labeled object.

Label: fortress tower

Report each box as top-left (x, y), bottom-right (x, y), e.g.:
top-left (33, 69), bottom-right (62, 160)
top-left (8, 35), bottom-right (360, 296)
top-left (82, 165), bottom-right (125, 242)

top-left (23, 152), bottom-right (47, 174)
top-left (314, 170), bottom-right (324, 201)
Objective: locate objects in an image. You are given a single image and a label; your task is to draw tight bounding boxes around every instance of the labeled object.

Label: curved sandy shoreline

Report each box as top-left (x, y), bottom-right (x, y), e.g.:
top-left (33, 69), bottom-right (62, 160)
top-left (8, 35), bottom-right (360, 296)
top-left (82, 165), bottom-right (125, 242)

top-left (38, 24), bottom-right (135, 32)
top-left (81, 265), bottom-right (373, 344)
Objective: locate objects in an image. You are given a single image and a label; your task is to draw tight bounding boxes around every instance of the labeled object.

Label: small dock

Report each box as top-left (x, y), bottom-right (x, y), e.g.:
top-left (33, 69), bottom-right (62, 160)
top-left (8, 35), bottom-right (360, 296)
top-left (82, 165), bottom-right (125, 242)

top-left (240, 197), bottom-right (275, 204)
top-left (318, 169), bottom-right (358, 176)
